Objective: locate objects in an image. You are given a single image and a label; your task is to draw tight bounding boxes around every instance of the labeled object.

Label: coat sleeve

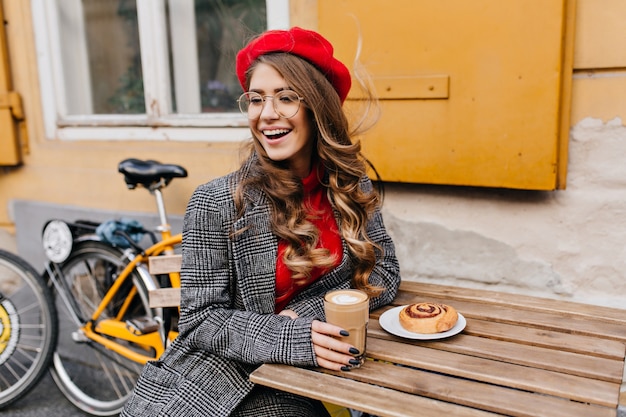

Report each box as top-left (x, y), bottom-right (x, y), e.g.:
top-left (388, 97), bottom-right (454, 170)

top-left (176, 179), bottom-right (318, 367)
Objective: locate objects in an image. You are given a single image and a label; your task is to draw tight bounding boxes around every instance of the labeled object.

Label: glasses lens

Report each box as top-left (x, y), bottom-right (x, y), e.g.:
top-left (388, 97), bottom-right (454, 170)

top-left (274, 90), bottom-right (301, 118)
top-left (238, 92), bottom-right (262, 118)
top-left (237, 91), bottom-right (302, 119)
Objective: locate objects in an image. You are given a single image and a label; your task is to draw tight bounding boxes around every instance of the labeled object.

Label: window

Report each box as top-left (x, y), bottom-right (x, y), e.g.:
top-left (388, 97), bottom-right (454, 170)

top-left (32, 0), bottom-right (289, 141)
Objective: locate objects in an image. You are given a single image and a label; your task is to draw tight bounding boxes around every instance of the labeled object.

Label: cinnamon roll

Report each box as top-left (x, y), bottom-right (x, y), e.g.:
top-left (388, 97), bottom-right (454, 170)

top-left (399, 302), bottom-right (458, 334)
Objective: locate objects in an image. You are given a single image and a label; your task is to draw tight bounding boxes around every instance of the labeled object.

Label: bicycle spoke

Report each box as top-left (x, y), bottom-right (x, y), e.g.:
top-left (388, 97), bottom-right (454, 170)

top-left (0, 370), bottom-right (11, 387)
top-left (96, 351), bottom-right (134, 398)
top-left (14, 344), bottom-right (39, 361)
top-left (14, 300), bottom-right (43, 315)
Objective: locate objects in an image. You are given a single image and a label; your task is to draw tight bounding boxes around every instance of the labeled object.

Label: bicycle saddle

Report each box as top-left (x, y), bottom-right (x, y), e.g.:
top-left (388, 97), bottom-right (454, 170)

top-left (118, 158), bottom-right (188, 190)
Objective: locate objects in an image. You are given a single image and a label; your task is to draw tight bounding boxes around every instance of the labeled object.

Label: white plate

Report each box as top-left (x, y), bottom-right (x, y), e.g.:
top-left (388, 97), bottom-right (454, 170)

top-left (378, 305), bottom-right (466, 340)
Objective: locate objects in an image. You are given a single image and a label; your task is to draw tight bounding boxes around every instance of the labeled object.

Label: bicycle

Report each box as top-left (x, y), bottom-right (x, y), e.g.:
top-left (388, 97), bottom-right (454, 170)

top-left (40, 158), bottom-right (187, 416)
top-left (0, 248), bottom-right (57, 409)
top-left (3, 158), bottom-right (359, 417)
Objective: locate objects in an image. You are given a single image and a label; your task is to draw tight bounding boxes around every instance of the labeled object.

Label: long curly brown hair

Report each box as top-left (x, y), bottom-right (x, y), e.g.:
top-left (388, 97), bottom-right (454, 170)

top-left (234, 53), bottom-right (383, 296)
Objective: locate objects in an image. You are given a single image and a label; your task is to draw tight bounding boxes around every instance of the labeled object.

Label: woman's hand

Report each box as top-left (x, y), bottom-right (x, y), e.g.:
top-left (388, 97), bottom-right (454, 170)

top-left (310, 320), bottom-right (360, 371)
top-left (278, 310), bottom-right (359, 371)
top-left (278, 309), bottom-right (298, 319)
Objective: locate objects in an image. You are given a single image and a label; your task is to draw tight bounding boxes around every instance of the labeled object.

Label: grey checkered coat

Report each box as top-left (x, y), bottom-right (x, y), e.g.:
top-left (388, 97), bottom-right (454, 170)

top-left (121, 158), bottom-right (401, 416)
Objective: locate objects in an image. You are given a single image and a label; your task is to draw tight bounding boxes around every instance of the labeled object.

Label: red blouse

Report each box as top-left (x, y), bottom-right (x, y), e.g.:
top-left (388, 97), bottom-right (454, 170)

top-left (274, 166), bottom-right (342, 312)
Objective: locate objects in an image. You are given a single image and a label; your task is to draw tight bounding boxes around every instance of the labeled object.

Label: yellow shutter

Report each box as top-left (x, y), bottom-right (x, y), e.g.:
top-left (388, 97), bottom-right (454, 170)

top-left (319, 0), bottom-right (575, 190)
top-left (0, 1), bottom-right (25, 166)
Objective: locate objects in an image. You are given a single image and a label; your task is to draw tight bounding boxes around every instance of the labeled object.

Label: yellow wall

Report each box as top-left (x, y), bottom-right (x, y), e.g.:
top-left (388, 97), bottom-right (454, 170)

top-left (570, 0), bottom-right (626, 123)
top-left (0, 0), bottom-right (625, 232)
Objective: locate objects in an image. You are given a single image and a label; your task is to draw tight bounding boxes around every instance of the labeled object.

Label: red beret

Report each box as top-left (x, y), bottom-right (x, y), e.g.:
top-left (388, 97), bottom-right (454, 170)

top-left (236, 27), bottom-right (351, 103)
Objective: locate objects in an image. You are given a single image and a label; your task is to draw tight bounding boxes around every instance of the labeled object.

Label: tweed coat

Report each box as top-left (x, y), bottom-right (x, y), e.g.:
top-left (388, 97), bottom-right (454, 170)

top-left (121, 158), bottom-right (401, 417)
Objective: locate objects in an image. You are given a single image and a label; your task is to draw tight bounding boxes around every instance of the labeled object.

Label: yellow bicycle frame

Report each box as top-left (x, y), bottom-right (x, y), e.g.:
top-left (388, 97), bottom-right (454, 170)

top-left (79, 233), bottom-right (182, 364)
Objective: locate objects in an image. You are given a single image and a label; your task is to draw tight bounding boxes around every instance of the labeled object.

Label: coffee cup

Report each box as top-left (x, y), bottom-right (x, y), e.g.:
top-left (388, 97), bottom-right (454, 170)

top-left (323, 289), bottom-right (369, 366)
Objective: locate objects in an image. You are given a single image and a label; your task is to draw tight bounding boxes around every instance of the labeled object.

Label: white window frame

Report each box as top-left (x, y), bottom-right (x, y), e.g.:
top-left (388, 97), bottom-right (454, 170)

top-left (31, 0), bottom-right (290, 142)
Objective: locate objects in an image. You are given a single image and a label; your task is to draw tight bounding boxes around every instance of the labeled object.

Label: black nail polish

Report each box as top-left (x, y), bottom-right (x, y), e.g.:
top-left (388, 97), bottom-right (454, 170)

top-left (349, 347), bottom-right (360, 355)
top-left (339, 330), bottom-right (349, 336)
top-left (340, 366), bottom-right (351, 372)
top-left (349, 359), bottom-right (361, 365)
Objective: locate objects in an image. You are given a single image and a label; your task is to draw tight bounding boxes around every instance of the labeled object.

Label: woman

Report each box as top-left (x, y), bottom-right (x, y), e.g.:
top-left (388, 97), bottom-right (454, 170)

top-left (122, 27), bottom-right (400, 417)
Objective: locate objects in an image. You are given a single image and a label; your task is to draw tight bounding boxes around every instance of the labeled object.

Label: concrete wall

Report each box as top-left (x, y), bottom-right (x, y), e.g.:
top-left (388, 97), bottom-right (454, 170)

top-left (382, 117), bottom-right (626, 309)
top-left (375, 0), bottom-right (626, 309)
top-left (10, 200), bottom-right (183, 274)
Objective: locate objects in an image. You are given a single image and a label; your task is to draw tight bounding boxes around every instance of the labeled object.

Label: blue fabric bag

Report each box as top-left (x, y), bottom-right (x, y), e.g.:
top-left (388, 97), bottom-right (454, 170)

top-left (96, 218), bottom-right (145, 248)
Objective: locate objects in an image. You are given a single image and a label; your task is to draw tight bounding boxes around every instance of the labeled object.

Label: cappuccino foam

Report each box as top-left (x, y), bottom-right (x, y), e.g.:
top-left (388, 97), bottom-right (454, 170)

top-left (331, 293), bottom-right (367, 305)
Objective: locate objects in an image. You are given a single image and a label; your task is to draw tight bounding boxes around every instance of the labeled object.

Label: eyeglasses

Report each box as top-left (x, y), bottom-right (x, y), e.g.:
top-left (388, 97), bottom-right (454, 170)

top-left (237, 90), bottom-right (304, 119)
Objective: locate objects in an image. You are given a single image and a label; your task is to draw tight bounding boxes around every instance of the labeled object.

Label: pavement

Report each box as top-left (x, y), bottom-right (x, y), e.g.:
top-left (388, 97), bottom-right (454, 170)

top-left (4, 373), bottom-right (89, 416)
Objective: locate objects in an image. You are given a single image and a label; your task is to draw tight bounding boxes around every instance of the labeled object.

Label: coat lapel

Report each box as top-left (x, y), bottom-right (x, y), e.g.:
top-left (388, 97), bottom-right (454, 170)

top-left (231, 188), bottom-right (278, 314)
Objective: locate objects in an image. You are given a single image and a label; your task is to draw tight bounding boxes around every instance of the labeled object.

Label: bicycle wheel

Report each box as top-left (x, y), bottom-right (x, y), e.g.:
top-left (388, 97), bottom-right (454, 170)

top-left (0, 249), bottom-right (57, 409)
top-left (48, 241), bottom-right (157, 416)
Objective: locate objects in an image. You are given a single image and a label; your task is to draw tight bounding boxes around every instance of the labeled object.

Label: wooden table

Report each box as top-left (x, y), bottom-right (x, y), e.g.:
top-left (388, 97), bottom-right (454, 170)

top-left (250, 281), bottom-right (626, 417)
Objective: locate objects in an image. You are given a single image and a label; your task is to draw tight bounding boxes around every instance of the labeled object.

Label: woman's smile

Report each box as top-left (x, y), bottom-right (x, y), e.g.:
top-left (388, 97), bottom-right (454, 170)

top-left (248, 63), bottom-right (314, 178)
top-left (262, 128), bottom-right (292, 141)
